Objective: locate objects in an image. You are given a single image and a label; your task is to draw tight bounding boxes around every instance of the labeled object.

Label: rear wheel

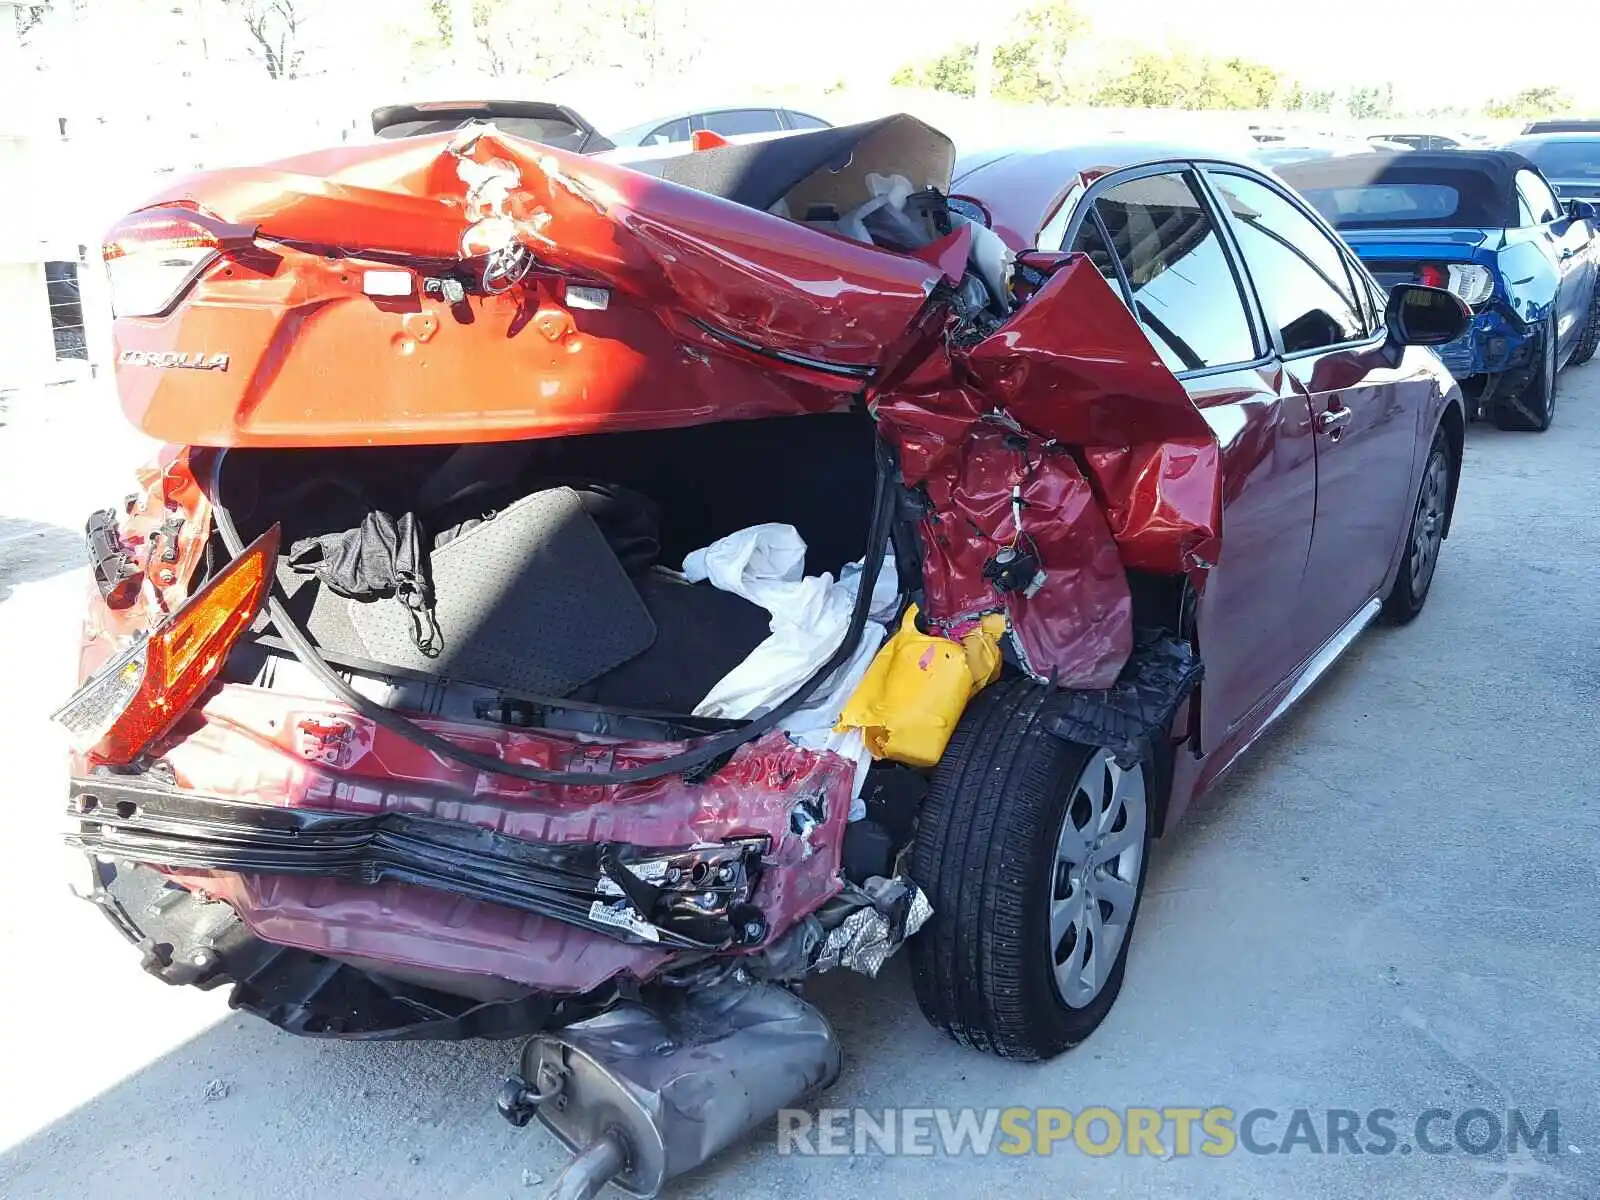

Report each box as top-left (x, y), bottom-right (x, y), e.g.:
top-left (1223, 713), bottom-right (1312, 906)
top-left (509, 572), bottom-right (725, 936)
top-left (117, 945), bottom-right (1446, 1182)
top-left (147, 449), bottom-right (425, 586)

top-left (1492, 317), bottom-right (1557, 431)
top-left (1568, 282), bottom-right (1600, 367)
top-left (1382, 426), bottom-right (1452, 623)
top-left (909, 678), bottom-right (1156, 1060)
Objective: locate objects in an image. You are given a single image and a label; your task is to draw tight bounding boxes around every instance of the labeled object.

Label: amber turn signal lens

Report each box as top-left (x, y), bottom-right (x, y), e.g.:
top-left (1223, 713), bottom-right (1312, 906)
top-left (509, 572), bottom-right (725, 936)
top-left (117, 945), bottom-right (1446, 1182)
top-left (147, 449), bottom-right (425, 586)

top-left (54, 525), bottom-right (280, 764)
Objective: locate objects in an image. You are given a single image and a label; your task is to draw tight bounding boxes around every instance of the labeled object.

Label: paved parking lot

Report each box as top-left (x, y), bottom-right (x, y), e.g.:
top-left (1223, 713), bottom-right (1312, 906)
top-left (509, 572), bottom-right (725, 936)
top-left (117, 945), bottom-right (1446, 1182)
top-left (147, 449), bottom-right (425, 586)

top-left (0, 371), bottom-right (1595, 1200)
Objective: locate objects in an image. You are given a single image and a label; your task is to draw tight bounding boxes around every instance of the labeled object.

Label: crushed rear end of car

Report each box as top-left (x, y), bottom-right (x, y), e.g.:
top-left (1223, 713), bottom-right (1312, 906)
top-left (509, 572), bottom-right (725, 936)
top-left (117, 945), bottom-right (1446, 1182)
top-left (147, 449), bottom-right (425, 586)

top-left (61, 116), bottom-right (1221, 1195)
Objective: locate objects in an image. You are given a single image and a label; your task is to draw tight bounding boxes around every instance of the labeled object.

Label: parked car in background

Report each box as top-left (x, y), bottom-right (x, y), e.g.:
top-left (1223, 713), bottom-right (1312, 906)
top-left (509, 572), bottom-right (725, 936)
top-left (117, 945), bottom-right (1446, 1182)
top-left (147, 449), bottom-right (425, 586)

top-left (1504, 132), bottom-right (1600, 207)
top-left (65, 117), bottom-right (1468, 1195)
top-left (370, 100), bottom-right (615, 153)
top-left (1258, 137), bottom-right (1409, 167)
top-left (608, 105), bottom-right (830, 147)
top-left (1280, 151), bottom-right (1600, 431)
top-left (1522, 117), bottom-right (1600, 135)
top-left (1365, 128), bottom-right (1487, 151)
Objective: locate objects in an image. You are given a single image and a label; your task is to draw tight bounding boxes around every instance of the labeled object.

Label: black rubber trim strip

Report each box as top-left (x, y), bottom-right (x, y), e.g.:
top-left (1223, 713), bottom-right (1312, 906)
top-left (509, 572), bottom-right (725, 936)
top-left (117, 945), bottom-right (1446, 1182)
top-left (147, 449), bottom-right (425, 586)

top-left (685, 317), bottom-right (877, 380)
top-left (206, 439), bottom-right (895, 786)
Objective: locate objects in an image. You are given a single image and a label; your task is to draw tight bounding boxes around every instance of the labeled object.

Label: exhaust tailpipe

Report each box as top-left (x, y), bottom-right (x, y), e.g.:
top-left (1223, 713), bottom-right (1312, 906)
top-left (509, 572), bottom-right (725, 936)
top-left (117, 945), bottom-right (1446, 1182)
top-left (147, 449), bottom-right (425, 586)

top-left (505, 981), bottom-right (841, 1198)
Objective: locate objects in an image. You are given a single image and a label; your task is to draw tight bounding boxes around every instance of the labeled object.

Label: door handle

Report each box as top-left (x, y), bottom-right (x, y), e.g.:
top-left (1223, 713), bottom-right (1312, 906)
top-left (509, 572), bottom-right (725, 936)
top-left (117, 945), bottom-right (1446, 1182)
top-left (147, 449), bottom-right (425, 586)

top-left (1317, 407), bottom-right (1353, 434)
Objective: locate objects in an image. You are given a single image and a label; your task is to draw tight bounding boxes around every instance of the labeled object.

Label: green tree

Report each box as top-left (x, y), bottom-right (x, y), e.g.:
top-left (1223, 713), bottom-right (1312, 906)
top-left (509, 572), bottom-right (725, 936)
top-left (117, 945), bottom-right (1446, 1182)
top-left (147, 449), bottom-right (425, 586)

top-left (889, 0), bottom-right (1088, 103)
top-left (1345, 83), bottom-right (1396, 120)
top-left (1484, 85), bottom-right (1574, 119)
top-left (1283, 82), bottom-right (1336, 114)
top-left (1090, 51), bottom-right (1282, 110)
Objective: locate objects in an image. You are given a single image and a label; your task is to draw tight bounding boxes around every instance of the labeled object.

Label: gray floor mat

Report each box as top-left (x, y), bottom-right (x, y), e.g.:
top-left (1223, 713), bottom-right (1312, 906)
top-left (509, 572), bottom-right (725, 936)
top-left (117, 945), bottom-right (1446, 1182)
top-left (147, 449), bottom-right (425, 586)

top-left (283, 487), bottom-right (656, 696)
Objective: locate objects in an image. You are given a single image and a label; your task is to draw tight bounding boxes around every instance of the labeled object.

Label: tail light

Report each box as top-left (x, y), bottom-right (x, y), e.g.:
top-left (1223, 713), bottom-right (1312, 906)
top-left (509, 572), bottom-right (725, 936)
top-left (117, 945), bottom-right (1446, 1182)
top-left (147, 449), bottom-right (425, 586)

top-left (102, 207), bottom-right (249, 318)
top-left (1416, 263), bottom-right (1494, 307)
top-left (53, 526), bottom-right (280, 763)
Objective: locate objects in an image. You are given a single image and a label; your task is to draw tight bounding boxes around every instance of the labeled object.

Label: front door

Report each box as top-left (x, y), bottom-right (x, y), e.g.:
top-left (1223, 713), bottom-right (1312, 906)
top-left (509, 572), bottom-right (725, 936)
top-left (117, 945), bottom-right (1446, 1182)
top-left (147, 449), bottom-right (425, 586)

top-left (1205, 170), bottom-right (1422, 656)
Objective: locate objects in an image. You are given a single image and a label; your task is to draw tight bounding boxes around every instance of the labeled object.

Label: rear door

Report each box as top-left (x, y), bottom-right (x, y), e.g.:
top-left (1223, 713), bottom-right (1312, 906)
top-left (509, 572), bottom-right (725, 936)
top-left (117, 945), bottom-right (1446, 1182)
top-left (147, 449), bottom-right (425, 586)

top-left (1204, 168), bottom-right (1420, 653)
top-left (1062, 167), bottom-right (1317, 740)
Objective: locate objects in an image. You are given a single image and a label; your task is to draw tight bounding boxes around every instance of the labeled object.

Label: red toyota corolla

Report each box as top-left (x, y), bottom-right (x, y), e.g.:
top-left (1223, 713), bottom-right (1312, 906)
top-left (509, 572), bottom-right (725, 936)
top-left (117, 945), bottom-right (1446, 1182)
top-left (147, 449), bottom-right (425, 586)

top-left (57, 117), bottom-right (1467, 1195)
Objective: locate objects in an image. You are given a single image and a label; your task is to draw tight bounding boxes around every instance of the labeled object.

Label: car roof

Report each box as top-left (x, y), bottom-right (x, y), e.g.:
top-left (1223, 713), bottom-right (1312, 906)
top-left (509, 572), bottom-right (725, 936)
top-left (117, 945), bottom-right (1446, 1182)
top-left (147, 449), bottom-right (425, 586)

top-left (952, 140), bottom-right (1262, 248)
top-left (1508, 130), bottom-right (1600, 143)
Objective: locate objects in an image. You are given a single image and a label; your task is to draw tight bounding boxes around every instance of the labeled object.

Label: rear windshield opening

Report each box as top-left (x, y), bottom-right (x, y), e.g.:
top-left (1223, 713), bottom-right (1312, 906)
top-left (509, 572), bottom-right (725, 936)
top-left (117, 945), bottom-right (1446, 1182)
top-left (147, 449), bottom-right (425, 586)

top-left (377, 116), bottom-right (587, 149)
top-left (1298, 183), bottom-right (1461, 227)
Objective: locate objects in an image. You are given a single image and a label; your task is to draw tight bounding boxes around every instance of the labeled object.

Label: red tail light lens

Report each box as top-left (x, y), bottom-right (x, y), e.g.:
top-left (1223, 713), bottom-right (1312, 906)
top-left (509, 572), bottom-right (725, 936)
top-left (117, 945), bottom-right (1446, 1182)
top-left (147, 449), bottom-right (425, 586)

top-left (54, 526), bottom-right (280, 763)
top-left (102, 208), bottom-right (228, 318)
top-left (1417, 263), bottom-right (1448, 289)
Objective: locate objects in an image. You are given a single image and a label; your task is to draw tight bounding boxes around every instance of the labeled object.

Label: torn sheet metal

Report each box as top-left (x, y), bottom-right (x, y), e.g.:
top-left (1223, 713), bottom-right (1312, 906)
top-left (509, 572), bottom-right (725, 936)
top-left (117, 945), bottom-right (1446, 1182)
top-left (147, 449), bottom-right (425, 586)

top-left (873, 258), bottom-right (1223, 685)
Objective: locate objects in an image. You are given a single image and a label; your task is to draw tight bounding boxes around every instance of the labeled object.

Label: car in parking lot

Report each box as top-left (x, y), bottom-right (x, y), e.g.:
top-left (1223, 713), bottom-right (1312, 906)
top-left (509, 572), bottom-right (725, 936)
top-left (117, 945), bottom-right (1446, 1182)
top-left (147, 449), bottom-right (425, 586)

top-left (65, 120), bottom-right (1468, 1195)
top-left (1504, 131), bottom-right (1600, 207)
top-left (1279, 151), bottom-right (1599, 431)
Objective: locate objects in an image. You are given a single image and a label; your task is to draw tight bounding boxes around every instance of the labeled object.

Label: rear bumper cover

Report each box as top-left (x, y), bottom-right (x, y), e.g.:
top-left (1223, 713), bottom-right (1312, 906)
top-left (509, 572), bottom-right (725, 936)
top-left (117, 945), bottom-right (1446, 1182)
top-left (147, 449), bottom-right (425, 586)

top-left (68, 778), bottom-right (770, 951)
top-left (1436, 307), bottom-right (1532, 380)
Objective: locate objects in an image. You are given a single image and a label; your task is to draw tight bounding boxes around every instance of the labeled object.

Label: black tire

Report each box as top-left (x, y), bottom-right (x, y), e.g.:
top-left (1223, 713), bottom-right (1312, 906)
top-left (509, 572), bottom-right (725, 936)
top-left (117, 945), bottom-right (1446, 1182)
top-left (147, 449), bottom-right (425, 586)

top-left (1382, 426), bottom-right (1453, 624)
top-left (1491, 316), bottom-right (1557, 431)
top-left (909, 677), bottom-right (1155, 1060)
top-left (1569, 282), bottom-right (1600, 367)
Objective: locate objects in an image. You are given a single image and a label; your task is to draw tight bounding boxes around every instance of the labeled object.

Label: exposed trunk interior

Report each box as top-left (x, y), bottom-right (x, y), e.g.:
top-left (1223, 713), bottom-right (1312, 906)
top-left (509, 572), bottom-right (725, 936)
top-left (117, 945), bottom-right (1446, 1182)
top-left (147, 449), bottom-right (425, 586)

top-left (217, 409), bottom-right (879, 720)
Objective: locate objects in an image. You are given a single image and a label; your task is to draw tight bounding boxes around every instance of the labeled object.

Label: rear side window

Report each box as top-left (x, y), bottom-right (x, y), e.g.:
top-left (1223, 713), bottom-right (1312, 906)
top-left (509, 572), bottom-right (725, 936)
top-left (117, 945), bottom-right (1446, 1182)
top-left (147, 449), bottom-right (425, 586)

top-left (700, 109), bottom-right (783, 136)
top-left (785, 111), bottom-right (830, 130)
top-left (1516, 169), bottom-right (1562, 223)
top-left (1211, 172), bottom-right (1367, 353)
top-left (1080, 171), bottom-right (1258, 373)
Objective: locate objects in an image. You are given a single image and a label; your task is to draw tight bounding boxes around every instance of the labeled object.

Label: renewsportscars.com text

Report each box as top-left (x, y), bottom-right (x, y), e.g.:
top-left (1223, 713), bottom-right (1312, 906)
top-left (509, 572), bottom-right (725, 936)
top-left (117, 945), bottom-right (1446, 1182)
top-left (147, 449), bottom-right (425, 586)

top-left (777, 1106), bottom-right (1562, 1158)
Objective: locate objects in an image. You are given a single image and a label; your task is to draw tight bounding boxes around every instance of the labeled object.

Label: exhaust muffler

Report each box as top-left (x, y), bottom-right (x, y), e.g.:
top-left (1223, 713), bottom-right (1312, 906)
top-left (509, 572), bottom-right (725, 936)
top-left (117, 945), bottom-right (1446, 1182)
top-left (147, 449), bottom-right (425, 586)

top-left (499, 980), bottom-right (841, 1198)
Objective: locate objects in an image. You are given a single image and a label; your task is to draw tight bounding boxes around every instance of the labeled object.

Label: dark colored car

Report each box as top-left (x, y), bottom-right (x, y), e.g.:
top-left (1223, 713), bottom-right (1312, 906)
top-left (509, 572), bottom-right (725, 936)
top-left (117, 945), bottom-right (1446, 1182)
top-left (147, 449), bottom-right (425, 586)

top-left (371, 100), bottom-right (615, 153)
top-left (1506, 131), bottom-right (1600, 206)
top-left (1280, 151), bottom-right (1600, 431)
top-left (1522, 117), bottom-right (1600, 135)
top-left (63, 120), bottom-right (1466, 1195)
top-left (608, 105), bottom-right (830, 147)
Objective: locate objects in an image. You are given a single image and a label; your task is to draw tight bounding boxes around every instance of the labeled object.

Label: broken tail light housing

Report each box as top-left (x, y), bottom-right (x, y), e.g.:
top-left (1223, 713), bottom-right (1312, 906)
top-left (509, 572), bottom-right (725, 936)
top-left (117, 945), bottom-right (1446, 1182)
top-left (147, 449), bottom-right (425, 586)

top-left (1417, 263), bottom-right (1494, 308)
top-left (103, 206), bottom-right (252, 318)
top-left (54, 526), bottom-right (280, 763)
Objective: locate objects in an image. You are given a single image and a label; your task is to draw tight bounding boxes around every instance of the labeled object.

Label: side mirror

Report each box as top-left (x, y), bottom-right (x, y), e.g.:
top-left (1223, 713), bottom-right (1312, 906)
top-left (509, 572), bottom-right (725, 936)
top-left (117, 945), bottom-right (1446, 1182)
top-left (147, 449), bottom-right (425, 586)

top-left (1385, 283), bottom-right (1471, 347)
top-left (947, 194), bottom-right (993, 228)
top-left (1567, 198), bottom-right (1596, 222)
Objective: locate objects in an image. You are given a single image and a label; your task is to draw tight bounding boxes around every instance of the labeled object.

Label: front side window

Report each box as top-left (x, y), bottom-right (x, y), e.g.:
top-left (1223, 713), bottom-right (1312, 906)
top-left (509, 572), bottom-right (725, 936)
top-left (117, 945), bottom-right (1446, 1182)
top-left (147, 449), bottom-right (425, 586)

top-left (1211, 171), bottom-right (1367, 353)
top-left (1516, 169), bottom-right (1562, 224)
top-left (1080, 171), bottom-right (1258, 372)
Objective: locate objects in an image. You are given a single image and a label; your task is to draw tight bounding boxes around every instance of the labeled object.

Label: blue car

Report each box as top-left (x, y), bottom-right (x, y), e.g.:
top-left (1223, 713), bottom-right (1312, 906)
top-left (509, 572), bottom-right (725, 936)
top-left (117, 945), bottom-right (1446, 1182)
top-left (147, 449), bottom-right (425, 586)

top-left (1279, 151), bottom-right (1598, 431)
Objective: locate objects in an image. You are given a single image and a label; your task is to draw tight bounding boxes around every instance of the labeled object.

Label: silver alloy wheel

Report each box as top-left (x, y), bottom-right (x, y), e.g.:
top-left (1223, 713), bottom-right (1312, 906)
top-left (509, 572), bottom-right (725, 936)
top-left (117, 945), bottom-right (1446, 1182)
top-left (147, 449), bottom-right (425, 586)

top-left (1409, 447), bottom-right (1449, 597)
top-left (1049, 748), bottom-right (1147, 1008)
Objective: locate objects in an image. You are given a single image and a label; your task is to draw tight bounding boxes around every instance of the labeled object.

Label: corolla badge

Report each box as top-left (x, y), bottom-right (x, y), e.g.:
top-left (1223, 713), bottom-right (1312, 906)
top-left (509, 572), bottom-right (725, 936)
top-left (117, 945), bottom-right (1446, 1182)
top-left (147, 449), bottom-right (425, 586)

top-left (118, 350), bottom-right (230, 370)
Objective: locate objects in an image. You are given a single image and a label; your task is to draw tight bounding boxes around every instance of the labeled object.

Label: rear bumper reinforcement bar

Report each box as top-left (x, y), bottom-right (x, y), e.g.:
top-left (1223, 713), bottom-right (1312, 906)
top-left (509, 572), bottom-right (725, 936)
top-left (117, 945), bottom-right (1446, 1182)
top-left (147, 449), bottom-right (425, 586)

top-left (66, 778), bottom-right (766, 950)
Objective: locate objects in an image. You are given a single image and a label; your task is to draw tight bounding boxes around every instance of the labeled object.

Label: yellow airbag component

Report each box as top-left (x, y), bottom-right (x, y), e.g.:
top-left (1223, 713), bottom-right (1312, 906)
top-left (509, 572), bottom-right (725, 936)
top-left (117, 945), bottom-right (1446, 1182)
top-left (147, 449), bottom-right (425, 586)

top-left (837, 606), bottom-right (1007, 767)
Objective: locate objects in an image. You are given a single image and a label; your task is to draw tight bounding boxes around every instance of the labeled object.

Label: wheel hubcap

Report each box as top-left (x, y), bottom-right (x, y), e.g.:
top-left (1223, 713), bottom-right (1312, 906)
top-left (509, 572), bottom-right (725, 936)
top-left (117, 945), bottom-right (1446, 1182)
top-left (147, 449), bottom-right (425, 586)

top-left (1049, 748), bottom-right (1146, 1008)
top-left (1409, 448), bottom-right (1449, 596)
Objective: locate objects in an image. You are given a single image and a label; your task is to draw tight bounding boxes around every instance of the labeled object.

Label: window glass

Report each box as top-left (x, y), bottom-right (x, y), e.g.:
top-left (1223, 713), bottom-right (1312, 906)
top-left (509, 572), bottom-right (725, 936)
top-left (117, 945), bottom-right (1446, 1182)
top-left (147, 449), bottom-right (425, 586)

top-left (1212, 172), bottom-right (1367, 352)
top-left (701, 109), bottom-right (783, 136)
top-left (785, 111), bottom-right (830, 130)
top-left (1516, 170), bottom-right (1561, 223)
top-left (1517, 139), bottom-right (1600, 178)
top-left (1068, 214), bottom-right (1121, 290)
top-left (644, 117), bottom-right (692, 145)
top-left (1298, 183), bottom-right (1462, 226)
top-left (1087, 172), bottom-right (1258, 372)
